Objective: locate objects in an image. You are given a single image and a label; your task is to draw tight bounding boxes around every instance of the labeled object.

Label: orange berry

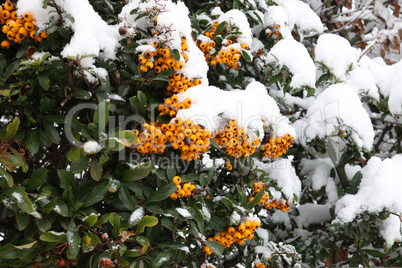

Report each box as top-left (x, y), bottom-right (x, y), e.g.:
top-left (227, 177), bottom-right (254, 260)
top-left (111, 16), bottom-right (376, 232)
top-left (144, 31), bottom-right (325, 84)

top-left (173, 176), bottom-right (181, 184)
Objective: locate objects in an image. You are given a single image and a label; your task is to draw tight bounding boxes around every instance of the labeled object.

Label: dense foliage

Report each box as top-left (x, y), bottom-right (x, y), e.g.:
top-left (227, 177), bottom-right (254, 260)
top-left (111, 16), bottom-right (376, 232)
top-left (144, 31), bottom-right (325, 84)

top-left (1, 0), bottom-right (402, 267)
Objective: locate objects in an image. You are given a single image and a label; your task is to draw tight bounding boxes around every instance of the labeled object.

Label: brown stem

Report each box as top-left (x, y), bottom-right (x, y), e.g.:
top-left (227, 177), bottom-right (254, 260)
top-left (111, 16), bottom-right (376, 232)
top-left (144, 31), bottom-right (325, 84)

top-left (51, 0), bottom-right (63, 21)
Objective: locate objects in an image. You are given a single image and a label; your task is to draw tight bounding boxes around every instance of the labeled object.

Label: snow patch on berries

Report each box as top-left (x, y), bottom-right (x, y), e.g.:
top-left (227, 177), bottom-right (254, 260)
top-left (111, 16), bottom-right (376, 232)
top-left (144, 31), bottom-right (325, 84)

top-left (380, 214), bottom-right (402, 247)
top-left (264, 6), bottom-right (292, 39)
top-left (266, 38), bottom-right (316, 88)
top-left (16, 0), bottom-right (57, 29)
top-left (175, 81), bottom-right (295, 139)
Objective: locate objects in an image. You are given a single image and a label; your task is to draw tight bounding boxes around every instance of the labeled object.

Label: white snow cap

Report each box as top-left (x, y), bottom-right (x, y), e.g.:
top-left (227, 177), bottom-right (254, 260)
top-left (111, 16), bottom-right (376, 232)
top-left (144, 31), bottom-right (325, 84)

top-left (254, 158), bottom-right (301, 201)
top-left (335, 155), bottom-right (402, 246)
top-left (16, 0), bottom-right (57, 29)
top-left (175, 81), bottom-right (295, 139)
top-left (302, 84), bottom-right (374, 150)
top-left (314, 34), bottom-right (358, 79)
top-left (58, 0), bottom-right (120, 59)
top-left (281, 0), bottom-right (323, 34)
top-left (267, 38), bottom-right (316, 88)
top-left (218, 9), bottom-right (253, 45)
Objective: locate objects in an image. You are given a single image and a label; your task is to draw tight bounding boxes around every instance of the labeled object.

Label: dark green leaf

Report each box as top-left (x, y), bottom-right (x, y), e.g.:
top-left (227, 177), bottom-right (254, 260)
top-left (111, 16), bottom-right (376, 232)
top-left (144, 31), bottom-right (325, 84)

top-left (121, 161), bottom-right (153, 181)
top-left (93, 102), bottom-right (110, 131)
top-left (240, 50), bottom-right (251, 62)
top-left (90, 159), bottom-right (103, 181)
top-left (146, 184), bottom-right (178, 203)
top-left (38, 73), bottom-right (50, 90)
top-left (109, 212), bottom-right (121, 238)
top-left (72, 90), bottom-right (92, 100)
top-left (246, 189), bottom-right (264, 209)
top-left (25, 130), bottom-right (40, 154)
top-left (67, 220), bottom-right (80, 259)
top-left (172, 49), bottom-right (180, 61)
top-left (82, 182), bottom-right (109, 207)
top-left (26, 168), bottom-right (47, 190)
top-left (363, 249), bottom-right (388, 258)
top-left (214, 21), bottom-right (227, 36)
top-left (58, 169), bottom-right (76, 190)
top-left (118, 184), bottom-right (137, 212)
top-left (0, 166), bottom-right (13, 187)
top-left (40, 232), bottom-right (67, 243)
top-left (70, 156), bottom-right (89, 174)
top-left (152, 250), bottom-right (173, 268)
top-left (206, 241), bottom-right (225, 255)
top-left (348, 171), bottom-right (362, 195)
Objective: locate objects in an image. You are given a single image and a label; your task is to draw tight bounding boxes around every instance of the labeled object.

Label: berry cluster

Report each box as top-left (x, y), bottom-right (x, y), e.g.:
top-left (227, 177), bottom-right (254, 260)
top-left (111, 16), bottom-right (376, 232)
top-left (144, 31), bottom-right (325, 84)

top-left (266, 24), bottom-right (282, 41)
top-left (138, 39), bottom-right (201, 95)
top-left (200, 263), bottom-right (216, 268)
top-left (253, 47), bottom-right (265, 58)
top-left (98, 258), bottom-right (113, 268)
top-left (214, 119), bottom-right (260, 158)
top-left (1, 1), bottom-right (48, 49)
top-left (260, 134), bottom-right (294, 159)
top-left (169, 176), bottom-right (195, 200)
top-left (254, 262), bottom-right (268, 268)
top-left (250, 182), bottom-right (290, 212)
top-left (249, 182), bottom-right (270, 205)
top-left (196, 21), bottom-right (249, 70)
top-left (158, 94), bottom-right (192, 118)
top-left (203, 219), bottom-right (261, 255)
top-left (130, 118), bottom-right (211, 161)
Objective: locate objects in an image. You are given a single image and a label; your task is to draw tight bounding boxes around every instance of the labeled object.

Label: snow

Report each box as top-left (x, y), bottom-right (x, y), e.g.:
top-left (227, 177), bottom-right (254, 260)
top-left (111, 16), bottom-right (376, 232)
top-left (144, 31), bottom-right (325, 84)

top-left (217, 10), bottom-right (253, 45)
top-left (314, 34), bottom-right (358, 79)
top-left (155, 256), bottom-right (169, 266)
top-left (280, 0), bottom-right (323, 34)
top-left (11, 192), bottom-right (23, 203)
top-left (83, 141), bottom-right (102, 154)
top-left (175, 82), bottom-right (295, 139)
top-left (56, 0), bottom-right (120, 59)
top-left (264, 6), bottom-right (292, 39)
top-left (295, 204), bottom-right (332, 228)
top-left (335, 155), bottom-right (402, 224)
top-left (254, 158), bottom-right (301, 201)
top-left (362, 56), bottom-right (402, 115)
top-left (300, 84), bottom-right (374, 150)
top-left (176, 208), bottom-right (192, 218)
top-left (266, 38), bottom-right (316, 88)
top-left (16, 0), bottom-right (58, 29)
top-left (380, 214), bottom-right (402, 247)
top-left (300, 158), bottom-right (332, 191)
top-left (48, 231), bottom-right (66, 236)
top-left (202, 206), bottom-right (211, 222)
top-left (129, 207), bottom-right (144, 227)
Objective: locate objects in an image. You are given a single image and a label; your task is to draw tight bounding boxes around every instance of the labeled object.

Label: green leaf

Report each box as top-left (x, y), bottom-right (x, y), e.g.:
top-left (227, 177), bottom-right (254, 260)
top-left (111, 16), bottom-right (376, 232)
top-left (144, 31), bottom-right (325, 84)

top-left (235, 184), bottom-right (247, 206)
top-left (268, 74), bottom-right (282, 85)
top-left (121, 161), bottom-right (153, 181)
top-left (16, 211), bottom-right (30, 231)
top-left (0, 241), bottom-right (37, 260)
top-left (83, 214), bottom-right (98, 227)
top-left (240, 50), bottom-right (252, 62)
top-left (118, 184), bottom-right (137, 212)
top-left (111, 131), bottom-right (138, 146)
top-left (172, 49), bottom-right (180, 61)
top-left (67, 147), bottom-right (81, 162)
top-left (70, 156), bottom-right (90, 174)
top-left (146, 184), bottom-right (178, 203)
top-left (104, 138), bottom-right (125, 151)
top-left (128, 207), bottom-right (145, 228)
top-left (0, 166), bottom-right (13, 187)
top-left (214, 21), bottom-right (227, 36)
top-left (3, 60), bottom-right (20, 81)
top-left (44, 121), bottom-right (60, 145)
top-left (4, 117), bottom-right (20, 140)
top-left (152, 250), bottom-right (173, 268)
top-left (206, 241), bottom-right (225, 255)
top-left (38, 73), bottom-right (50, 90)
top-left (348, 171), bottom-right (362, 195)
top-left (26, 168), bottom-right (47, 190)
top-left (58, 169), bottom-right (76, 190)
top-left (93, 101), bottom-right (110, 130)
top-left (7, 186), bottom-right (34, 213)
top-left (82, 181), bottom-right (109, 207)
top-left (40, 232), bottom-right (67, 243)
top-left (221, 197), bottom-right (233, 210)
top-left (25, 130), bottom-right (40, 154)
top-left (90, 159), bottom-right (103, 181)
top-left (109, 212), bottom-right (121, 238)
top-left (136, 216), bottom-right (158, 233)
top-left (55, 199), bottom-right (69, 217)
top-left (136, 236), bottom-right (150, 247)
top-left (67, 220), bottom-right (81, 259)
top-left (137, 90), bottom-right (147, 107)
top-left (72, 90), bottom-right (92, 100)
top-left (363, 249), bottom-right (388, 258)
top-left (246, 189), bottom-right (263, 209)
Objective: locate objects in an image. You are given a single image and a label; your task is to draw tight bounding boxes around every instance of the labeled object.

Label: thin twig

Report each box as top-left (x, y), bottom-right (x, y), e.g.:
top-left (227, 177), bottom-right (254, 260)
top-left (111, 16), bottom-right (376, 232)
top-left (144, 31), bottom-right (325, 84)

top-left (51, 0), bottom-right (63, 21)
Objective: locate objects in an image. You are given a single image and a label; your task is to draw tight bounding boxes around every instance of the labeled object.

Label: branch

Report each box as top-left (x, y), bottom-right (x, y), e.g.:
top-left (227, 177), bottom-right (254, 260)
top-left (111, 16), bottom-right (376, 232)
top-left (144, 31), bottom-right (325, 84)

top-left (51, 0), bottom-right (63, 21)
top-left (326, 140), bottom-right (350, 189)
top-left (374, 124), bottom-right (391, 152)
